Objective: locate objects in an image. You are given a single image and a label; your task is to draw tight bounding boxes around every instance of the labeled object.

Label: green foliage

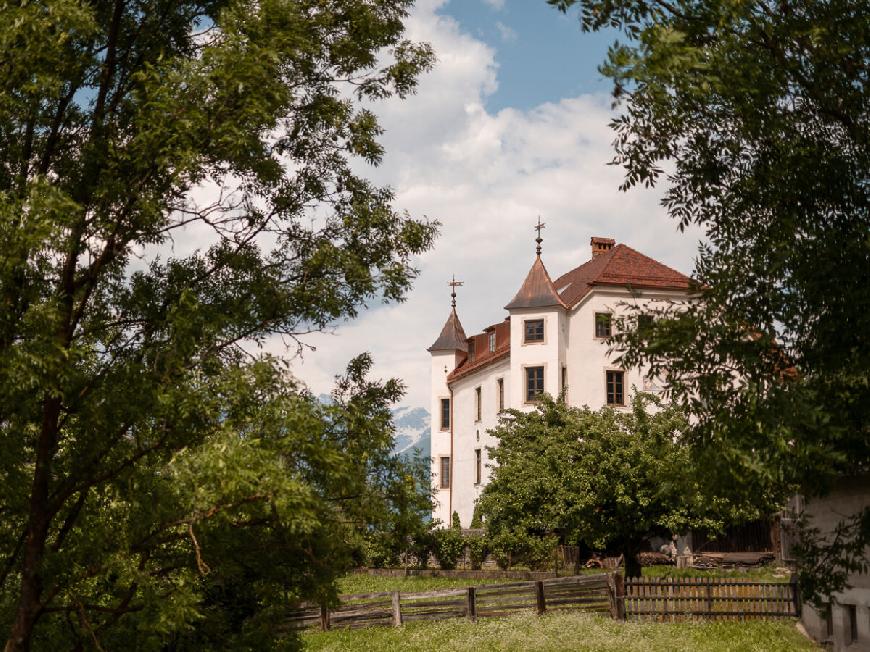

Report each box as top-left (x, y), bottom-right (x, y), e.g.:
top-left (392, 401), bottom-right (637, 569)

top-left (433, 528), bottom-right (465, 571)
top-left (451, 511), bottom-right (462, 530)
top-left (0, 0), bottom-right (436, 648)
top-left (466, 535), bottom-right (488, 571)
top-left (470, 502), bottom-right (484, 529)
top-left (551, 0), bottom-right (868, 600)
top-left (479, 396), bottom-right (760, 576)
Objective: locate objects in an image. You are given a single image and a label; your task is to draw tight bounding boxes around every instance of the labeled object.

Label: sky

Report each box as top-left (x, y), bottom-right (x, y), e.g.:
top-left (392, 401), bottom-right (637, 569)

top-left (278, 0), bottom-right (705, 410)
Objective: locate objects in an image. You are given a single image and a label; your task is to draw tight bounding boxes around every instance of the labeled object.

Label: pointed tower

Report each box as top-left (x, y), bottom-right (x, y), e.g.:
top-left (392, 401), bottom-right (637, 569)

top-left (429, 277), bottom-right (467, 525)
top-left (505, 218), bottom-right (568, 409)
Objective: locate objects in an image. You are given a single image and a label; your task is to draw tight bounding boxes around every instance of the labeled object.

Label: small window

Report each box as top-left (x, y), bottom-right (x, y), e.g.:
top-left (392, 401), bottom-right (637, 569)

top-left (474, 449), bottom-right (482, 485)
top-left (468, 339), bottom-right (475, 360)
top-left (440, 398), bottom-right (450, 430)
top-left (475, 386), bottom-right (482, 421)
top-left (440, 457), bottom-right (451, 489)
top-left (497, 378), bottom-right (504, 411)
top-left (594, 313), bottom-right (612, 338)
top-left (846, 604), bottom-right (857, 645)
top-left (561, 366), bottom-right (567, 393)
top-left (606, 370), bottom-right (624, 405)
top-left (526, 366), bottom-right (544, 402)
top-left (638, 314), bottom-right (654, 336)
top-left (825, 603), bottom-right (833, 637)
top-left (524, 319), bottom-right (544, 343)
top-left (489, 331), bottom-right (496, 352)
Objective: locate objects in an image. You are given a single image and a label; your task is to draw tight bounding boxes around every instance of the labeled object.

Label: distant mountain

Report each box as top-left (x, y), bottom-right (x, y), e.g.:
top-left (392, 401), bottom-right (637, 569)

top-left (316, 394), bottom-right (430, 461)
top-left (391, 405), bottom-right (430, 461)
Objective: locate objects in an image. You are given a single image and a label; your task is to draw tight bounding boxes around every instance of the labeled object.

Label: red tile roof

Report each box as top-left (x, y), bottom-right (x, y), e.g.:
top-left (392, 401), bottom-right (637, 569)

top-left (554, 244), bottom-right (694, 307)
top-left (447, 320), bottom-right (510, 384)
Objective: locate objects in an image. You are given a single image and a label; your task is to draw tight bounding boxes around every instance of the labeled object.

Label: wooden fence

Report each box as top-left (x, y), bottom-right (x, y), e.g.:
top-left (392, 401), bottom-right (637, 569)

top-left (622, 577), bottom-right (799, 622)
top-left (287, 574), bottom-right (800, 631)
top-left (286, 574), bottom-right (611, 631)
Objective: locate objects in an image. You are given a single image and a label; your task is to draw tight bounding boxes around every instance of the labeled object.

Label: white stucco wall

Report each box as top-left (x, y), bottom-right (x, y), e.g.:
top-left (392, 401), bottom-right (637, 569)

top-left (430, 350), bottom-right (461, 526)
top-left (565, 289), bottom-right (683, 410)
top-left (448, 357), bottom-right (510, 526)
top-left (508, 307), bottom-right (564, 411)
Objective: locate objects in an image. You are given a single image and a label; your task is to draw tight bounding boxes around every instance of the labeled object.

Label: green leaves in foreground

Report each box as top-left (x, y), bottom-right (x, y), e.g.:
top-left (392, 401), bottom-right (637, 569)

top-left (0, 0), bottom-right (435, 648)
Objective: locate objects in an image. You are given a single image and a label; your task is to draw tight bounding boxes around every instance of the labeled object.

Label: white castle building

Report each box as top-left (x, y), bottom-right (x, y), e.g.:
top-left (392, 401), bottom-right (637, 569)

top-left (428, 233), bottom-right (694, 526)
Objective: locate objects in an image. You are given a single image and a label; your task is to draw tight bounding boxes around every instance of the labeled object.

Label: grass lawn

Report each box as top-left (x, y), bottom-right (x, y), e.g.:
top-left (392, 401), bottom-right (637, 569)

top-left (302, 610), bottom-right (818, 651)
top-left (640, 564), bottom-right (792, 582)
top-left (336, 573), bottom-right (511, 595)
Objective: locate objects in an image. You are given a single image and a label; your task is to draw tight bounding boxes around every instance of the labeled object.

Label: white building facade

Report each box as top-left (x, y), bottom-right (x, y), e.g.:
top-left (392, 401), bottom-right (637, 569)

top-left (429, 236), bottom-right (695, 526)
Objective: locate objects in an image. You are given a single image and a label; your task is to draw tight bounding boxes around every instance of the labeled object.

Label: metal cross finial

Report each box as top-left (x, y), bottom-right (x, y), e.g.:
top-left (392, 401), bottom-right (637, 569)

top-left (534, 216), bottom-right (546, 256)
top-left (448, 275), bottom-right (464, 309)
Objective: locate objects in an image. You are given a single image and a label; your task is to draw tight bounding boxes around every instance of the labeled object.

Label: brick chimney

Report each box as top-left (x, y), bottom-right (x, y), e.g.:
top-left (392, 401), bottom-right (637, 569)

top-left (591, 237), bottom-right (615, 258)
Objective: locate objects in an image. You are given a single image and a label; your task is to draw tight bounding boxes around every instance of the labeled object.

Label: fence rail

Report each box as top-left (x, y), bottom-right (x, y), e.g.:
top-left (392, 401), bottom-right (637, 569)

top-left (623, 577), bottom-right (799, 622)
top-left (287, 574), bottom-right (610, 631)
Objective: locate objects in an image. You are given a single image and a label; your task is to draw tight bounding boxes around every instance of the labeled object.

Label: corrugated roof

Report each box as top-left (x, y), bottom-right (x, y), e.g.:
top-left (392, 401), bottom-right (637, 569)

top-left (428, 309), bottom-right (468, 352)
top-left (554, 244), bottom-right (694, 308)
top-left (504, 256), bottom-right (568, 310)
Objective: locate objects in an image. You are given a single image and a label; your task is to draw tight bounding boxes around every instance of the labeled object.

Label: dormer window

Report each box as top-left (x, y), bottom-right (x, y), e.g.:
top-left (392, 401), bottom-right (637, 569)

top-left (468, 339), bottom-right (475, 360)
top-left (594, 313), bottom-right (612, 339)
top-left (524, 319), bottom-right (544, 343)
top-left (489, 331), bottom-right (496, 352)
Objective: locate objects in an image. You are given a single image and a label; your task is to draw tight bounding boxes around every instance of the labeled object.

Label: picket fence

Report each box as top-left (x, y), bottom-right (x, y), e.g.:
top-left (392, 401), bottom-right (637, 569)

top-left (622, 576), bottom-right (799, 621)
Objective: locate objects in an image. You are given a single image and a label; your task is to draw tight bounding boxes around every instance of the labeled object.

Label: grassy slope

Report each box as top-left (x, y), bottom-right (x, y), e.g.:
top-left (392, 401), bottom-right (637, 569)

top-left (302, 611), bottom-right (818, 652)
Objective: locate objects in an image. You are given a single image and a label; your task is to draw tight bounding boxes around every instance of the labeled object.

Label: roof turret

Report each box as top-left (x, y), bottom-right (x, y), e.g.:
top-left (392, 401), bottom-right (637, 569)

top-left (428, 276), bottom-right (469, 352)
top-left (428, 309), bottom-right (468, 352)
top-left (504, 218), bottom-right (567, 310)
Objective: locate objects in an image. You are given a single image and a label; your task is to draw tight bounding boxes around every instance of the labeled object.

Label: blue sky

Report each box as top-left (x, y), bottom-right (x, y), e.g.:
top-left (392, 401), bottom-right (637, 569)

top-left (440, 0), bottom-right (619, 111)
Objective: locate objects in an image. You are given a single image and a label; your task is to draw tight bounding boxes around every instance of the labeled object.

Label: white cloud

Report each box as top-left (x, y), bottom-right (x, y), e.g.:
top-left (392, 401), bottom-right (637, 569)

top-left (277, 0), bottom-right (705, 410)
top-left (482, 0), bottom-right (506, 9)
top-left (495, 21), bottom-right (517, 43)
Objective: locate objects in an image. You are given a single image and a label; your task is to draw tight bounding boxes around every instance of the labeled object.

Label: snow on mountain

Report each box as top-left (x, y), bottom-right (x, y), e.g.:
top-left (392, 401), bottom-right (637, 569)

top-left (391, 405), bottom-right (431, 460)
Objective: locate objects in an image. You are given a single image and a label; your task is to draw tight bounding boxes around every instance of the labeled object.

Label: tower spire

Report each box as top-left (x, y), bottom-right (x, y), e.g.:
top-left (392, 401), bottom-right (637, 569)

top-left (534, 216), bottom-right (546, 256)
top-left (448, 275), bottom-right (463, 310)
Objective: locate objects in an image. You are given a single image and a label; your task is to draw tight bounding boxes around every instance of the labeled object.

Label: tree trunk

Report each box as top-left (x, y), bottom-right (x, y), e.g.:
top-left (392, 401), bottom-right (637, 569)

top-left (623, 545), bottom-right (642, 579)
top-left (5, 397), bottom-right (61, 652)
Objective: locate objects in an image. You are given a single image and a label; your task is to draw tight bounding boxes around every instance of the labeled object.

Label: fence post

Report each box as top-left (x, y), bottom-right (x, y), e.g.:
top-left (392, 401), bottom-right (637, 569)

top-left (535, 581), bottom-right (546, 615)
top-left (466, 586), bottom-right (477, 622)
top-left (614, 572), bottom-right (625, 621)
top-left (319, 603), bottom-right (330, 631)
top-left (391, 591), bottom-right (402, 627)
top-left (706, 577), bottom-right (713, 616)
top-left (790, 574), bottom-right (802, 618)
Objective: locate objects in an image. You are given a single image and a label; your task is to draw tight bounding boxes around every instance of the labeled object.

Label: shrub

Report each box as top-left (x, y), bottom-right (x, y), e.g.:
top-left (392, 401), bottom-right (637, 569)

top-left (467, 535), bottom-right (488, 570)
top-left (433, 527), bottom-right (465, 570)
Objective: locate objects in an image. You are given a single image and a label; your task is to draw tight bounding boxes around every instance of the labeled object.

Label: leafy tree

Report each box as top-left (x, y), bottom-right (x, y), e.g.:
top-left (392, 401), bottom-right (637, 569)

top-left (0, 0), bottom-right (435, 648)
top-left (479, 396), bottom-right (761, 577)
top-left (549, 0), bottom-right (869, 597)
